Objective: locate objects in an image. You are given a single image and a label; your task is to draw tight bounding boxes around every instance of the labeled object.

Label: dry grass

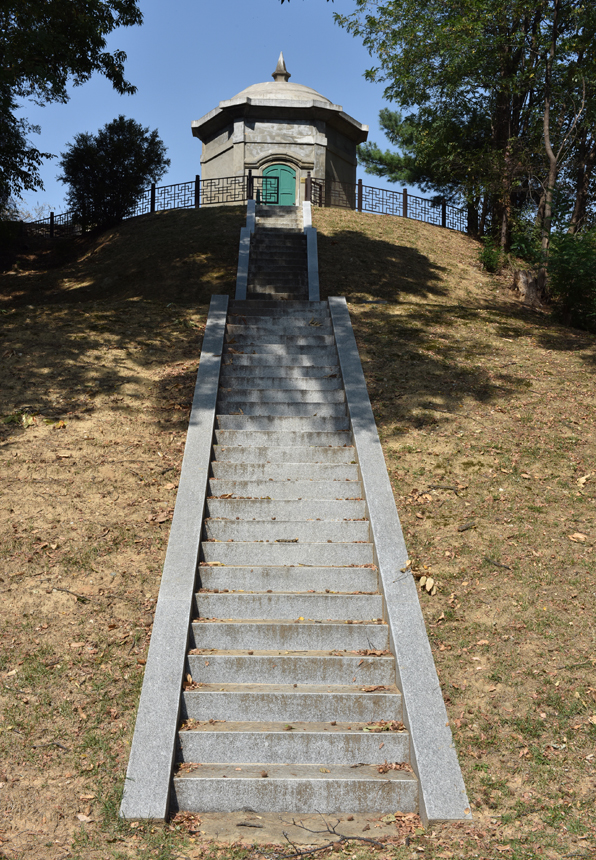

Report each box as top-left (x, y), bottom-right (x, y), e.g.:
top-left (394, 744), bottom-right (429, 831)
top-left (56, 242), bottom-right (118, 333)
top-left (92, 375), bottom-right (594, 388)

top-left (0, 205), bottom-right (594, 859)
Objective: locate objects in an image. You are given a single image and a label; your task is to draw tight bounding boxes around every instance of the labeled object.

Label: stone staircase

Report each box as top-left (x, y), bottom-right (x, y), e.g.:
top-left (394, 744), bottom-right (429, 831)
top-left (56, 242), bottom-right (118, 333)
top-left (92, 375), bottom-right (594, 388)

top-left (247, 206), bottom-right (308, 300)
top-left (120, 203), bottom-right (469, 826)
top-left (172, 299), bottom-right (417, 813)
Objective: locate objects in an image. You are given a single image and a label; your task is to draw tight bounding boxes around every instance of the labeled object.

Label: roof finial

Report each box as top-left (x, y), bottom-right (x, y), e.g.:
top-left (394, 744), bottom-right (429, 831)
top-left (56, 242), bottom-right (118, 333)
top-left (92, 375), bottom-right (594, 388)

top-left (272, 52), bottom-right (291, 83)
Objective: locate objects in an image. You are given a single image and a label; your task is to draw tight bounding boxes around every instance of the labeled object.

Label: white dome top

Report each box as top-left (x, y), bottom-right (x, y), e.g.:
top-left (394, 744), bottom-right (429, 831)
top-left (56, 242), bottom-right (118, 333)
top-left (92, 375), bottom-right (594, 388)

top-left (230, 80), bottom-right (332, 104)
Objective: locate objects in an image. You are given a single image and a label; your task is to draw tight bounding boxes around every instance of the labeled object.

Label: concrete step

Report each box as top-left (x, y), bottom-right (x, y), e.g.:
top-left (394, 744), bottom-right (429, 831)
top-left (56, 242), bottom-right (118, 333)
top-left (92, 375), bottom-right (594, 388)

top-left (186, 653), bottom-right (394, 686)
top-left (213, 430), bottom-right (352, 447)
top-left (229, 304), bottom-right (328, 313)
top-left (227, 322), bottom-right (332, 337)
top-left (214, 416), bottom-right (349, 431)
top-left (249, 273), bottom-right (308, 284)
top-left (203, 518), bottom-right (369, 542)
top-left (250, 255), bottom-right (306, 265)
top-left (247, 291), bottom-right (309, 301)
top-left (201, 542), bottom-right (372, 569)
top-left (227, 314), bottom-right (330, 327)
top-left (254, 229), bottom-right (303, 236)
top-left (219, 376), bottom-right (343, 390)
top-left (221, 365), bottom-right (339, 378)
top-left (229, 301), bottom-right (326, 313)
top-left (172, 763), bottom-right (417, 814)
top-left (227, 325), bottom-right (331, 340)
top-left (210, 447), bottom-right (355, 465)
top-left (249, 268), bottom-right (308, 277)
top-left (218, 388), bottom-right (344, 403)
top-left (223, 344), bottom-right (337, 358)
top-left (210, 462), bottom-right (357, 481)
top-left (190, 621), bottom-right (389, 652)
top-left (217, 402), bottom-right (346, 418)
top-left (178, 721), bottom-right (408, 765)
top-left (206, 478), bottom-right (362, 499)
top-left (226, 334), bottom-right (334, 347)
top-left (205, 496), bottom-right (363, 516)
top-left (196, 591), bottom-right (381, 620)
top-left (221, 354), bottom-right (337, 367)
top-left (181, 686), bottom-right (400, 723)
top-left (197, 565), bottom-right (378, 593)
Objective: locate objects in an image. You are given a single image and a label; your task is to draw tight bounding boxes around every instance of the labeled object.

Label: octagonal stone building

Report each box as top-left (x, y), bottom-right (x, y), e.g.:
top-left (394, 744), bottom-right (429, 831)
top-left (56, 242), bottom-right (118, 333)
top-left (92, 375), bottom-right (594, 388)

top-left (191, 53), bottom-right (368, 205)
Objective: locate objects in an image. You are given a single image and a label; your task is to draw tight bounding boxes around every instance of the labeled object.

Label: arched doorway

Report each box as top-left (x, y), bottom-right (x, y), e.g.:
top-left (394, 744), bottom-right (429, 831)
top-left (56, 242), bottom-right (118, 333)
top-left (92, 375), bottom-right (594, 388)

top-left (263, 164), bottom-right (296, 205)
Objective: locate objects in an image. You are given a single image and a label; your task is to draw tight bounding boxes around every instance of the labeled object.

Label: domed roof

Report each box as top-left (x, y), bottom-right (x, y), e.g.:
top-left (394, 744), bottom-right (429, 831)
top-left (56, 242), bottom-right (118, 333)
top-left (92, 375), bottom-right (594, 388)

top-left (228, 54), bottom-right (332, 105)
top-left (231, 80), bottom-right (332, 104)
top-left (192, 53), bottom-right (368, 144)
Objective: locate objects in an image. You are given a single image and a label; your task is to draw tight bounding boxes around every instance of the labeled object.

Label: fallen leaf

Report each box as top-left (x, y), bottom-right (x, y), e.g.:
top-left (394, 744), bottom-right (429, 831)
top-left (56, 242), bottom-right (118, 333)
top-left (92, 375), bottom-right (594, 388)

top-left (76, 813), bottom-right (92, 823)
top-left (361, 685), bottom-right (389, 692)
top-left (569, 533), bottom-right (588, 543)
top-left (319, 767), bottom-right (330, 773)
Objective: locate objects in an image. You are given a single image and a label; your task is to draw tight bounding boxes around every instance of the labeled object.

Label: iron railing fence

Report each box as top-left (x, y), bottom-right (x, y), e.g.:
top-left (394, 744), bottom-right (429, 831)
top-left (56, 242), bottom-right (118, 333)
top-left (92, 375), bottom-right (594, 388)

top-left (25, 172), bottom-right (469, 237)
top-left (308, 177), bottom-right (468, 233)
top-left (25, 209), bottom-right (82, 238)
top-left (25, 172), bottom-right (280, 237)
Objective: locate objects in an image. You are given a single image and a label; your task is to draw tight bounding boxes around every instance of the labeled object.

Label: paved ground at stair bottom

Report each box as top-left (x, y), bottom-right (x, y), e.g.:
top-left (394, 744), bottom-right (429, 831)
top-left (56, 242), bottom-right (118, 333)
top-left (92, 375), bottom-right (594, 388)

top-left (171, 299), bottom-right (419, 815)
top-left (179, 811), bottom-right (418, 845)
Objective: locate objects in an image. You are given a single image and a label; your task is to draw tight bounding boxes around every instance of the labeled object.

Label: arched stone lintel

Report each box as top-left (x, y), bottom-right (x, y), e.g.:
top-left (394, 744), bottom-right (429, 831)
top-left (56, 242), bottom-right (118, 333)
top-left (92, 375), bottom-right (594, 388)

top-left (245, 153), bottom-right (315, 173)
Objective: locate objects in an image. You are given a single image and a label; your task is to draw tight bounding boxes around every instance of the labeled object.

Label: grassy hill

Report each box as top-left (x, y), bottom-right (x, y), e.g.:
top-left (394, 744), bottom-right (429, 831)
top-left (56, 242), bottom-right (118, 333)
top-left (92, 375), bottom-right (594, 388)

top-left (0, 206), bottom-right (594, 859)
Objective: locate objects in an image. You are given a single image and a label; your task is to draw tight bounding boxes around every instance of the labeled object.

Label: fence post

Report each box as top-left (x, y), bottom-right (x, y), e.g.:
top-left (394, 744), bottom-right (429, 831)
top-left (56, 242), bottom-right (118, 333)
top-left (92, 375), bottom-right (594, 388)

top-left (402, 188), bottom-right (408, 219)
top-left (247, 169), bottom-right (253, 201)
top-left (305, 171), bottom-right (312, 203)
top-left (441, 199), bottom-right (447, 228)
top-left (49, 212), bottom-right (54, 239)
top-left (150, 183), bottom-right (156, 214)
top-left (194, 175), bottom-right (200, 209)
top-left (357, 179), bottom-right (363, 212)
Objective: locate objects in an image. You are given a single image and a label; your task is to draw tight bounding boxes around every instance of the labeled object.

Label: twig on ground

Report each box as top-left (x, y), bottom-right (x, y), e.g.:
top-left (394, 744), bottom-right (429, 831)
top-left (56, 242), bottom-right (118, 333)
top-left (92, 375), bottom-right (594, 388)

top-left (556, 660), bottom-right (594, 671)
top-left (33, 739), bottom-right (68, 751)
top-left (52, 586), bottom-right (91, 603)
top-left (257, 812), bottom-right (383, 859)
top-left (429, 484), bottom-right (463, 496)
top-left (483, 557), bottom-right (512, 571)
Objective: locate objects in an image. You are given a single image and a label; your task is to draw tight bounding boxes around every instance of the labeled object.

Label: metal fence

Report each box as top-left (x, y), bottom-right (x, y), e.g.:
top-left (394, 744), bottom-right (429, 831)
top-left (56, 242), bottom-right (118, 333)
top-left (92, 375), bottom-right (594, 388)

top-left (307, 177), bottom-right (468, 233)
top-left (25, 171), bottom-right (281, 237)
top-left (25, 172), bottom-right (469, 237)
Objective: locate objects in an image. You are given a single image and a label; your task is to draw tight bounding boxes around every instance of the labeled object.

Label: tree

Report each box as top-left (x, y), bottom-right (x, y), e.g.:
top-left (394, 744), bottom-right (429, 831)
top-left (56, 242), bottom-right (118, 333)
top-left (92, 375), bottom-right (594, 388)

top-left (0, 0), bottom-right (142, 201)
top-left (335, 1), bottom-right (596, 252)
top-left (58, 116), bottom-right (170, 228)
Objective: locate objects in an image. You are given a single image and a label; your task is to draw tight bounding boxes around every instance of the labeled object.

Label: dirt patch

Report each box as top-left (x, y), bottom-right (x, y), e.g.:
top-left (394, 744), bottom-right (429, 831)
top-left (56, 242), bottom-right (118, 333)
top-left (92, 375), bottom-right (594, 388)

top-left (0, 206), bottom-right (594, 859)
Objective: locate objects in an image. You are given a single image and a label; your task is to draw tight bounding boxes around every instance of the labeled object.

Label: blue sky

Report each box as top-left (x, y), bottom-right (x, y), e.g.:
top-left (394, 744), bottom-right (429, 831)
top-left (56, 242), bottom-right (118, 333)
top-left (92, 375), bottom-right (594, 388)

top-left (17, 0), bottom-right (409, 216)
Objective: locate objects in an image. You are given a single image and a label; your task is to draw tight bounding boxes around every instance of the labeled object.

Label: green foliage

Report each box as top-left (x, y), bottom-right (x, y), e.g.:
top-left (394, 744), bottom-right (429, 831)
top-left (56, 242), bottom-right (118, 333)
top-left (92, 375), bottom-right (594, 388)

top-left (479, 236), bottom-right (502, 273)
top-left (0, 0), bottom-right (142, 201)
top-left (510, 220), bottom-right (542, 267)
top-left (336, 1), bottom-right (596, 249)
top-left (548, 228), bottom-right (596, 331)
top-left (358, 106), bottom-right (492, 205)
top-left (58, 116), bottom-right (170, 228)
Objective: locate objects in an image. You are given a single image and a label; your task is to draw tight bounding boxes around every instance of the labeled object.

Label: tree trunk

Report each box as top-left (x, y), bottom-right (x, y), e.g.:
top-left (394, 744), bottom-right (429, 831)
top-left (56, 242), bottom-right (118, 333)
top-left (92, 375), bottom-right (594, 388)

top-left (568, 145), bottom-right (596, 234)
top-left (511, 268), bottom-right (548, 305)
top-left (541, 0), bottom-right (561, 259)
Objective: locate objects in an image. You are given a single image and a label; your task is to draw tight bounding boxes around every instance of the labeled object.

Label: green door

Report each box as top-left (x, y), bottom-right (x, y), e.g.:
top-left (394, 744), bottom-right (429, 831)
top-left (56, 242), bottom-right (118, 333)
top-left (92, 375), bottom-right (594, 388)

top-left (263, 164), bottom-right (296, 205)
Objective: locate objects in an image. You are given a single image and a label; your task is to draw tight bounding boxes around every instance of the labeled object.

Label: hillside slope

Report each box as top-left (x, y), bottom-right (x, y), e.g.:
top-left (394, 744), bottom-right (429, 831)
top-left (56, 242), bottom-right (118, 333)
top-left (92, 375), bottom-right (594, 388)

top-left (1, 206), bottom-right (244, 307)
top-left (0, 207), bottom-right (594, 858)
